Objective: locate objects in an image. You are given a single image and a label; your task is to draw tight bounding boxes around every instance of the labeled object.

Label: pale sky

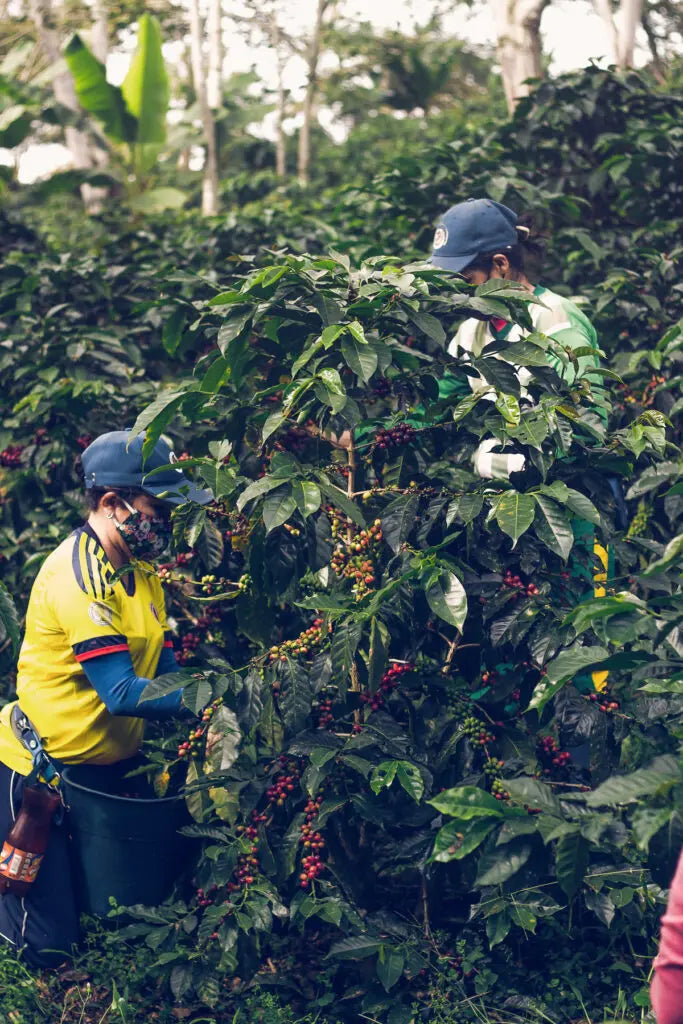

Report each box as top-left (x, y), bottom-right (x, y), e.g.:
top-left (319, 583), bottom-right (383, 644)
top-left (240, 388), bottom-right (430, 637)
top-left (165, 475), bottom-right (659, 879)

top-left (4, 0), bottom-right (655, 183)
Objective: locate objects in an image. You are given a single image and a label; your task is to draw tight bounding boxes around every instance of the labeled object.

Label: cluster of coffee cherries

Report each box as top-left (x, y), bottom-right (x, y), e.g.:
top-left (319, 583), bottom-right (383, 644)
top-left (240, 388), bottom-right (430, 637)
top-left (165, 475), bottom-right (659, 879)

top-left (483, 757), bottom-right (510, 801)
top-left (283, 522), bottom-right (302, 537)
top-left (502, 570), bottom-right (539, 598)
top-left (177, 632), bottom-right (201, 666)
top-left (0, 445), bottom-right (23, 468)
top-left (227, 848), bottom-right (259, 892)
top-left (627, 500), bottom-right (649, 539)
top-left (267, 617), bottom-right (326, 664)
top-left (536, 734), bottom-right (571, 772)
top-left (266, 757), bottom-right (301, 807)
top-left (177, 697), bottom-right (223, 760)
top-left (371, 376), bottom-right (392, 398)
top-left (76, 434), bottom-right (93, 451)
top-left (199, 573), bottom-right (251, 596)
top-left (587, 691), bottom-right (620, 713)
top-left (374, 423), bottom-right (415, 452)
top-left (316, 696), bottom-right (335, 729)
top-left (330, 519), bottom-right (383, 600)
top-left (196, 883), bottom-right (218, 908)
top-left (223, 513), bottom-right (249, 544)
top-left (463, 715), bottom-right (497, 747)
top-left (360, 662), bottom-right (413, 713)
top-left (299, 797), bottom-right (325, 889)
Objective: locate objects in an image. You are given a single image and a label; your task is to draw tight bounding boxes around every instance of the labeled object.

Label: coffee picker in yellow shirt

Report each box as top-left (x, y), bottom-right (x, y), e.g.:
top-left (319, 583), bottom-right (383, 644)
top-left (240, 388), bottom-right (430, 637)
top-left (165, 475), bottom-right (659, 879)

top-left (0, 431), bottom-right (210, 966)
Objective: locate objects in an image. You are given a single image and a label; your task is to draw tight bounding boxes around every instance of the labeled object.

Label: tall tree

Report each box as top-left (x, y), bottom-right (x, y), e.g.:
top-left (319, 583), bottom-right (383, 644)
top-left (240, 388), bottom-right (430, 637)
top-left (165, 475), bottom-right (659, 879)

top-left (188, 0), bottom-right (219, 215)
top-left (297, 0), bottom-right (333, 185)
top-left (488, 0), bottom-right (550, 113)
top-left (592, 0), bottom-right (643, 68)
top-left (27, 0), bottom-right (109, 208)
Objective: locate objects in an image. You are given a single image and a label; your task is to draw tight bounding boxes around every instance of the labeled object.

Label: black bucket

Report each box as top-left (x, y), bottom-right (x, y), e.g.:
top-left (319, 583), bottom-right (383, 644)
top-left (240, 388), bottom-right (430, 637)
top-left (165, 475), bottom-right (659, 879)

top-left (61, 763), bottom-right (194, 916)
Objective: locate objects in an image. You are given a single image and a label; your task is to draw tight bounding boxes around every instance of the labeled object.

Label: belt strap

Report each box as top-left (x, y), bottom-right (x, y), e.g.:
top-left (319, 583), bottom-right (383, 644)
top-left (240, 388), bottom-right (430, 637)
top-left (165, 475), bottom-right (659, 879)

top-left (10, 706), bottom-right (62, 792)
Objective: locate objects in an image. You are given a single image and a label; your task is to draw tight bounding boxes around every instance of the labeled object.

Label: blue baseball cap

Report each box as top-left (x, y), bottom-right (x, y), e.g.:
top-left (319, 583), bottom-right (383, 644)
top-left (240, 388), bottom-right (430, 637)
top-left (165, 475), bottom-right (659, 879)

top-left (81, 431), bottom-right (212, 505)
top-left (430, 197), bottom-right (519, 273)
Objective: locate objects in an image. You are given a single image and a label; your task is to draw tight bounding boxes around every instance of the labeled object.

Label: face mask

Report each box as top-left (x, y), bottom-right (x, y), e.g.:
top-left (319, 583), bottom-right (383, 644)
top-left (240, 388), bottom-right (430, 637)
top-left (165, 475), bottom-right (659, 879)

top-left (115, 500), bottom-right (172, 562)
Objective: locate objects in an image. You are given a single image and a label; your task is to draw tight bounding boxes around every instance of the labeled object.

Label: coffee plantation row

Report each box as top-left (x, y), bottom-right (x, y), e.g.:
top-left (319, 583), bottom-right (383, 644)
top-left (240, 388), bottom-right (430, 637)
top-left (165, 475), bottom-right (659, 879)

top-left (0, 66), bottom-right (681, 1023)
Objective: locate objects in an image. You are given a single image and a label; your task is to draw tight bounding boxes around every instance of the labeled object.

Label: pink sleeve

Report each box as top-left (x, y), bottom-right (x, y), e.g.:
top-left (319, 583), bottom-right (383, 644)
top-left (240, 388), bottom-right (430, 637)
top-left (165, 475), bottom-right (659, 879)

top-left (652, 851), bottom-right (683, 1024)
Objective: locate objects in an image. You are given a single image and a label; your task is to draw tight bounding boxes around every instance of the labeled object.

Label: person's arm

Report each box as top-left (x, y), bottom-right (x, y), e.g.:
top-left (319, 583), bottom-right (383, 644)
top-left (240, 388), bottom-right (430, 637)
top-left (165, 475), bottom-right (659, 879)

top-left (652, 852), bottom-right (683, 1024)
top-left (81, 648), bottom-right (184, 719)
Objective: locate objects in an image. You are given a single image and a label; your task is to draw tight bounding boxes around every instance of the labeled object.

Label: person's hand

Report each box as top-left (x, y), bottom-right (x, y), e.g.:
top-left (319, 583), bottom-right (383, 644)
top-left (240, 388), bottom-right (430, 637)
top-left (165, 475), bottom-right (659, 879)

top-left (472, 438), bottom-right (525, 479)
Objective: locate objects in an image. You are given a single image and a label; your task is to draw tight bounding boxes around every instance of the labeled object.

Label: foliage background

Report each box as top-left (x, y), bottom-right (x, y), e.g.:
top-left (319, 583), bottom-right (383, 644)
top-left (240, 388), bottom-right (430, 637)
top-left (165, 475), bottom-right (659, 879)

top-left (0, 62), bottom-right (682, 1024)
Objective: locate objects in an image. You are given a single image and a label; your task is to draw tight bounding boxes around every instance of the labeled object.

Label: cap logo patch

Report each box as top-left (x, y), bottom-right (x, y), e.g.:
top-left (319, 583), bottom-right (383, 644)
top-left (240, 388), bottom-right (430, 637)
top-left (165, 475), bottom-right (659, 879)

top-left (89, 601), bottom-right (114, 627)
top-left (433, 226), bottom-right (448, 250)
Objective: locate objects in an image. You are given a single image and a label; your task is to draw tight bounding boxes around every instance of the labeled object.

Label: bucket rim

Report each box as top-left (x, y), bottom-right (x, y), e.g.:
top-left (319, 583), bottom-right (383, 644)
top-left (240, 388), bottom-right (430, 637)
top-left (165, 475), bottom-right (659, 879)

top-left (61, 766), bottom-right (187, 806)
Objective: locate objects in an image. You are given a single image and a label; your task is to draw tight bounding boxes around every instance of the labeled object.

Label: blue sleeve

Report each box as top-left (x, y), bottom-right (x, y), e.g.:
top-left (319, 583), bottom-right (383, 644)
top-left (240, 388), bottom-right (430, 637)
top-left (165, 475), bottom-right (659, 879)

top-left (156, 643), bottom-right (180, 676)
top-left (82, 649), bottom-right (184, 719)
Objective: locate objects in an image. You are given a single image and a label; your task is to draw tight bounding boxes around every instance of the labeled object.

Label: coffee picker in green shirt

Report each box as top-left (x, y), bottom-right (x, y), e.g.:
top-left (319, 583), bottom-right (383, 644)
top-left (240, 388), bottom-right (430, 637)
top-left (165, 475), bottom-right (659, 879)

top-left (431, 198), bottom-right (621, 697)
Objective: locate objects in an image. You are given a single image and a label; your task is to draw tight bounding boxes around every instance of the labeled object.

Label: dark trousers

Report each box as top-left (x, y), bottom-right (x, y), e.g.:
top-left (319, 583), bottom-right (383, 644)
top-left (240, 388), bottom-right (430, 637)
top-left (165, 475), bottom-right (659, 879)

top-left (0, 762), bottom-right (79, 968)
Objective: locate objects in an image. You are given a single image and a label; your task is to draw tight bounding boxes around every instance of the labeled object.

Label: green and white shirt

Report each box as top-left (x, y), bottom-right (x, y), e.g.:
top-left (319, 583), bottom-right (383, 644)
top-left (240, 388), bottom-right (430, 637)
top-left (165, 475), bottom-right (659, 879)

top-left (447, 285), bottom-right (606, 478)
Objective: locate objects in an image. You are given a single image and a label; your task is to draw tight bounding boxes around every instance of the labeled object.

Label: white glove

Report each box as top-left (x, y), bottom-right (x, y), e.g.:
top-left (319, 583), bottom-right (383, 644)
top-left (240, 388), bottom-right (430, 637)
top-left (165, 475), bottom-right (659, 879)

top-left (473, 438), bottom-right (526, 480)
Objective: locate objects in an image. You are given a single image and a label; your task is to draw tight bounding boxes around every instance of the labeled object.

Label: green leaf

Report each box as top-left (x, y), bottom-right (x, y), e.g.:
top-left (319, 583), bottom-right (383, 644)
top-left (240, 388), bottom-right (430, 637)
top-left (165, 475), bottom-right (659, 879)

top-left (196, 518), bottom-right (224, 570)
top-left (533, 495), bottom-right (574, 560)
top-left (139, 671), bottom-right (188, 703)
top-left (341, 337), bottom-right (378, 382)
top-left (121, 14), bottom-right (169, 145)
top-left (367, 617), bottom-right (389, 692)
top-left (263, 489), bottom-right (296, 533)
top-left (317, 478), bottom-right (366, 527)
top-left (217, 310), bottom-right (252, 356)
top-left (631, 807), bottom-right (672, 853)
top-left (584, 890), bottom-right (615, 928)
top-left (585, 755), bottom-right (680, 807)
top-left (486, 910), bottom-right (511, 947)
top-left (396, 761), bottom-right (425, 802)
top-left (429, 786), bottom-right (507, 819)
top-left (292, 480), bottom-right (321, 518)
top-left (446, 493), bottom-right (484, 526)
top-left (495, 392), bottom-right (521, 426)
top-left (642, 534), bottom-right (683, 576)
top-left (237, 474), bottom-right (288, 510)
top-left (495, 492), bottom-right (535, 546)
top-left (432, 818), bottom-right (498, 862)
top-left (475, 841), bottom-right (532, 886)
top-left (65, 34), bottom-right (135, 143)
top-left (556, 833), bottom-right (589, 898)
top-left (529, 644), bottom-right (609, 712)
top-left (423, 568), bottom-right (467, 632)
top-left (370, 760), bottom-right (398, 794)
top-left (505, 778), bottom-right (562, 816)
top-left (376, 947), bottom-right (405, 992)
top-left (236, 668), bottom-right (263, 733)
top-left (381, 493), bottom-right (419, 553)
top-left (563, 488), bottom-right (601, 526)
top-left (327, 936), bottom-right (382, 960)
top-left (128, 187), bottom-right (185, 214)
top-left (127, 391), bottom-right (186, 461)
top-left (0, 581), bottom-right (21, 659)
top-left (409, 310), bottom-right (446, 344)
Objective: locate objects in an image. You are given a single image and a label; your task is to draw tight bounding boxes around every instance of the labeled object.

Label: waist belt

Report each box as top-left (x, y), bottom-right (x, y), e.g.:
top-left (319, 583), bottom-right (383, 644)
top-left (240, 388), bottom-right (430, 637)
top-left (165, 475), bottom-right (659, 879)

top-left (10, 706), bottom-right (62, 792)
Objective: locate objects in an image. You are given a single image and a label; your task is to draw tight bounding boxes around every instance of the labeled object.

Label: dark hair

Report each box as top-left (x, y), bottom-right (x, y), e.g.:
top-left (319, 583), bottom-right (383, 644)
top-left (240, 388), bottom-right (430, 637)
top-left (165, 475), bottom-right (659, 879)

top-left (84, 486), bottom-right (145, 512)
top-left (464, 223), bottom-right (547, 281)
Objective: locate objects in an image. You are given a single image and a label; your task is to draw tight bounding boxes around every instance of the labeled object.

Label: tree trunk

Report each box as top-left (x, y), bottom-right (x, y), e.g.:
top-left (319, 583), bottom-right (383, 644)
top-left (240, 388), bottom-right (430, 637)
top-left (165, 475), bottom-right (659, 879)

top-left (592, 0), bottom-right (644, 69)
top-left (206, 0), bottom-right (223, 110)
top-left (90, 0), bottom-right (108, 64)
top-left (271, 19), bottom-right (287, 178)
top-left (297, 0), bottom-right (328, 185)
top-left (188, 0), bottom-right (219, 216)
top-left (27, 0), bottom-right (105, 211)
top-left (488, 0), bottom-right (550, 114)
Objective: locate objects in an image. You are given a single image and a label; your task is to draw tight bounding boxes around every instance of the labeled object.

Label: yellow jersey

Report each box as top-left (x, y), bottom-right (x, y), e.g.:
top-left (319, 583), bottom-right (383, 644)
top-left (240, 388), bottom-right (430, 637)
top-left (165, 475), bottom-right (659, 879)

top-left (0, 523), bottom-right (170, 775)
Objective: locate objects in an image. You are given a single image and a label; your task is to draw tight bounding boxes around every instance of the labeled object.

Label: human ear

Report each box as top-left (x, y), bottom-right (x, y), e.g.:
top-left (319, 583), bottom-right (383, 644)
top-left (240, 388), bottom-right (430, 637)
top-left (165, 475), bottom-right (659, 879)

top-left (491, 254), bottom-right (510, 278)
top-left (100, 491), bottom-right (121, 517)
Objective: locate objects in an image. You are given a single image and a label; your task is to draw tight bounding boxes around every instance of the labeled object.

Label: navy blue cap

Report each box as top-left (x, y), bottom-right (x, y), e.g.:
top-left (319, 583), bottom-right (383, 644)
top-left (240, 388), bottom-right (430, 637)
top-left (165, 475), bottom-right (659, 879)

top-left (81, 431), bottom-right (212, 506)
top-left (430, 198), bottom-right (519, 273)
